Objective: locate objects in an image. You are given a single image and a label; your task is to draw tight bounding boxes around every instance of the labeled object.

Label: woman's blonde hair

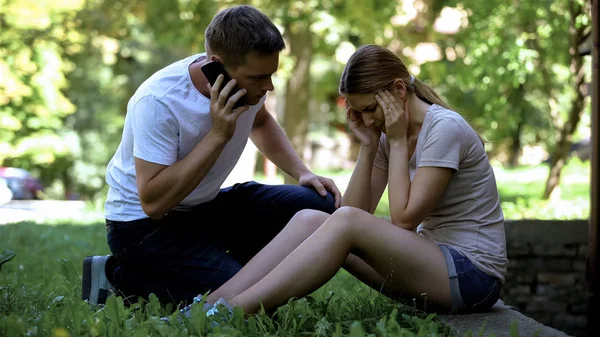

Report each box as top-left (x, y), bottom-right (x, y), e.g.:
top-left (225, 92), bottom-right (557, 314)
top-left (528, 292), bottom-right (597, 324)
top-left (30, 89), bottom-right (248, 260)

top-left (339, 44), bottom-right (453, 110)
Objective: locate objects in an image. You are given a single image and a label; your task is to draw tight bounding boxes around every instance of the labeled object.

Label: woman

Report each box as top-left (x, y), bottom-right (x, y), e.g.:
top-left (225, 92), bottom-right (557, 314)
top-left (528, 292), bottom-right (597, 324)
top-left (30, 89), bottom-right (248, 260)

top-left (185, 44), bottom-right (507, 316)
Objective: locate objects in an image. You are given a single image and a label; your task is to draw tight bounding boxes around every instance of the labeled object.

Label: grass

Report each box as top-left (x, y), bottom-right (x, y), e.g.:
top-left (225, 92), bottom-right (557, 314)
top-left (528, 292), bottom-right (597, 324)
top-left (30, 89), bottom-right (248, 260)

top-left (1, 160), bottom-right (586, 336)
top-left (0, 222), bottom-right (463, 336)
top-left (0, 224), bottom-right (547, 337)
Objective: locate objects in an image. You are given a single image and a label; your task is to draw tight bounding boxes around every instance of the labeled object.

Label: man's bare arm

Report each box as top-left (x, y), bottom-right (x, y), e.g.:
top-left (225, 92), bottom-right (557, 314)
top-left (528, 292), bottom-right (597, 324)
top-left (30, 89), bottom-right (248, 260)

top-left (135, 131), bottom-right (228, 219)
top-left (250, 105), bottom-right (311, 180)
top-left (135, 75), bottom-right (248, 219)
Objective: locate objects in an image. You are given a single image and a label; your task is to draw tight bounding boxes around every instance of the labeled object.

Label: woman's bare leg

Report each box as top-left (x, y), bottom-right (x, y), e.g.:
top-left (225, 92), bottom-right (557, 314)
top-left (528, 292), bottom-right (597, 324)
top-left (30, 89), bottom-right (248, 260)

top-left (206, 209), bottom-right (387, 304)
top-left (227, 206), bottom-right (451, 314)
top-left (343, 254), bottom-right (391, 294)
top-left (206, 210), bottom-right (326, 303)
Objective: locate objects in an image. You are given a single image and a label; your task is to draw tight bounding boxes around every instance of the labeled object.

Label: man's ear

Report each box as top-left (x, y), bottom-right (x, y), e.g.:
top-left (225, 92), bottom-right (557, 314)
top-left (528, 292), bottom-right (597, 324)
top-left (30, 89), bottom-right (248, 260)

top-left (210, 54), bottom-right (224, 63)
top-left (393, 78), bottom-right (407, 99)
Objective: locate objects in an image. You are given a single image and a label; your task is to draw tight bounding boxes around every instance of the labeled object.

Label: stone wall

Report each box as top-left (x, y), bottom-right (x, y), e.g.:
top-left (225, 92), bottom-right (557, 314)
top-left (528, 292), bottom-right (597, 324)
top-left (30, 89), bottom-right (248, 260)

top-left (502, 220), bottom-right (590, 337)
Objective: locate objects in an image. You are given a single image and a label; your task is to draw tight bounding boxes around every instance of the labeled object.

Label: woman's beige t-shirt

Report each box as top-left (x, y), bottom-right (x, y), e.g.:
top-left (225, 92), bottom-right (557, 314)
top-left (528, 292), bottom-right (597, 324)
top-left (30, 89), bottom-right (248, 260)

top-left (374, 104), bottom-right (508, 283)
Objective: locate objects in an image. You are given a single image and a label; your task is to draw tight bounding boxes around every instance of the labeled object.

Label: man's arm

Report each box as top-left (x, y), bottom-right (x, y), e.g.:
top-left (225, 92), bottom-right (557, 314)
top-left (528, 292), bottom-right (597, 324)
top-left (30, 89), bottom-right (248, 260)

top-left (135, 76), bottom-right (248, 219)
top-left (250, 104), bottom-right (341, 207)
top-left (135, 130), bottom-right (228, 219)
top-left (249, 105), bottom-right (311, 181)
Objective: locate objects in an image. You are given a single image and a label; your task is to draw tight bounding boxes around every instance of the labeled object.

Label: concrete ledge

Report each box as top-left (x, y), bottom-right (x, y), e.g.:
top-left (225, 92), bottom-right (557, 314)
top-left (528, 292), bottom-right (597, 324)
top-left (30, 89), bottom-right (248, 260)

top-left (440, 300), bottom-right (571, 337)
top-left (504, 220), bottom-right (588, 244)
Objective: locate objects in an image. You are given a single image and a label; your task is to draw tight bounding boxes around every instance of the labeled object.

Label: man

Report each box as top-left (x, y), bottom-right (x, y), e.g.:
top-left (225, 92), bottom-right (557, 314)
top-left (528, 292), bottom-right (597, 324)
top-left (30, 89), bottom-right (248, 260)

top-left (81, 5), bottom-right (340, 307)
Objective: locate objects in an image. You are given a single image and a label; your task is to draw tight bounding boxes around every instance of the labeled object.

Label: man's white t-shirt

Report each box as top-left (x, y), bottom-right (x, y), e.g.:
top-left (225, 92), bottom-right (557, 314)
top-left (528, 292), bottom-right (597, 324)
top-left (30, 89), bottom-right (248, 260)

top-left (104, 53), bottom-right (264, 221)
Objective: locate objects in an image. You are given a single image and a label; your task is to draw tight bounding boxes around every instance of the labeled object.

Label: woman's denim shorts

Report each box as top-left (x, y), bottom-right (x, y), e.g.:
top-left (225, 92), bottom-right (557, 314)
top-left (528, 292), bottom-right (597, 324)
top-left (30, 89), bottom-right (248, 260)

top-left (439, 245), bottom-right (502, 314)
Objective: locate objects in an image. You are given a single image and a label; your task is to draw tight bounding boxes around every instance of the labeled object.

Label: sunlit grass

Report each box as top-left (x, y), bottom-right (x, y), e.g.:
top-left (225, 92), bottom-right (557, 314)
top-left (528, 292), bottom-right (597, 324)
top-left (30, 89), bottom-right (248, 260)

top-left (493, 159), bottom-right (589, 220)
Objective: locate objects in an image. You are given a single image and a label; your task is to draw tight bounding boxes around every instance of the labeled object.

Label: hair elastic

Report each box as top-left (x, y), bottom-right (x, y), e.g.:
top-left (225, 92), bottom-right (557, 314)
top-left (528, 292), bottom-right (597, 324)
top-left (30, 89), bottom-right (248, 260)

top-left (409, 75), bottom-right (415, 85)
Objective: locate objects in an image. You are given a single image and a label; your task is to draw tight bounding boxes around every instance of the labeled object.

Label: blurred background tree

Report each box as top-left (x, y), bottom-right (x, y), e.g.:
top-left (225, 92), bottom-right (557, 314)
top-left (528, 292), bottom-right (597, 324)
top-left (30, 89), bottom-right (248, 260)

top-left (0, 0), bottom-right (592, 216)
top-left (421, 0), bottom-right (592, 200)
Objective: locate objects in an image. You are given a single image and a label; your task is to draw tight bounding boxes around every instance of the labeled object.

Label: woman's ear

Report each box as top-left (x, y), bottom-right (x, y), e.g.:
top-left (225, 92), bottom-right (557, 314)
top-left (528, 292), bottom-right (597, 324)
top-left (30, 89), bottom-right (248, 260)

top-left (393, 78), bottom-right (407, 99)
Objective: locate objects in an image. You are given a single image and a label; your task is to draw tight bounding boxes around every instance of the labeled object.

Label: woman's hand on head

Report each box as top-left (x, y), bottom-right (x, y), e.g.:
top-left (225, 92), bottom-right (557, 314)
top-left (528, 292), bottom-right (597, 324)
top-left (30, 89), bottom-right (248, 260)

top-left (376, 90), bottom-right (408, 143)
top-left (347, 107), bottom-right (381, 148)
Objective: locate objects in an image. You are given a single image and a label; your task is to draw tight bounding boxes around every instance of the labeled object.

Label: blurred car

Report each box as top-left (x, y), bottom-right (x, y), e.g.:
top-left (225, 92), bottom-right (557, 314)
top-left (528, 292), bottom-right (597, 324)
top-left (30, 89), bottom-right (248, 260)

top-left (0, 177), bottom-right (12, 205)
top-left (0, 167), bottom-right (43, 200)
top-left (543, 137), bottom-right (591, 164)
top-left (570, 138), bottom-right (591, 161)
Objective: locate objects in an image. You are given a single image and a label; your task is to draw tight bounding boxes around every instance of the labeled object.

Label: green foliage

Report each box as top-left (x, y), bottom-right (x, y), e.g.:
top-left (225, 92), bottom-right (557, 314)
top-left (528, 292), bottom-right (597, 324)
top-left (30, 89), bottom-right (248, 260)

top-left (1, 0), bottom-right (221, 200)
top-left (419, 0), bottom-right (591, 157)
top-left (0, 0), bottom-right (83, 173)
top-left (0, 0), bottom-right (592, 208)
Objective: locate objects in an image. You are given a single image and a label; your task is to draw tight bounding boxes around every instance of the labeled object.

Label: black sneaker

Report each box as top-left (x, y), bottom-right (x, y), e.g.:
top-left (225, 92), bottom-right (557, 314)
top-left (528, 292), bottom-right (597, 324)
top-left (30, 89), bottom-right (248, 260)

top-left (82, 255), bottom-right (116, 306)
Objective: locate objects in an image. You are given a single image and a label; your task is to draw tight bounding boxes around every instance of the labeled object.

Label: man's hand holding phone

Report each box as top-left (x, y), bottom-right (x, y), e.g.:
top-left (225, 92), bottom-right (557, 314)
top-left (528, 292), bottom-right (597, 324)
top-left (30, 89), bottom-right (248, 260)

top-left (207, 74), bottom-right (249, 140)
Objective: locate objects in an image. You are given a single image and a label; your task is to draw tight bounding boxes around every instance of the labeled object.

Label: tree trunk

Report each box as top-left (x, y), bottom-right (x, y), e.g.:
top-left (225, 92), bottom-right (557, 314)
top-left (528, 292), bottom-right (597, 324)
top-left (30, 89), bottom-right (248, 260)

top-left (508, 121), bottom-right (523, 168)
top-left (220, 141), bottom-right (257, 188)
top-left (543, 1), bottom-right (588, 199)
top-left (282, 21), bottom-right (313, 184)
top-left (262, 93), bottom-right (279, 183)
top-left (507, 84), bottom-right (526, 168)
top-left (587, 1), bottom-right (598, 336)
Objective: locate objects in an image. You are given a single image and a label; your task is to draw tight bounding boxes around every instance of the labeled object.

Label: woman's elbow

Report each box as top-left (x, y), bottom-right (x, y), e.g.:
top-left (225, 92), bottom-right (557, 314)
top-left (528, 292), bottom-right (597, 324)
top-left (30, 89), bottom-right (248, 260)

top-left (390, 215), bottom-right (418, 231)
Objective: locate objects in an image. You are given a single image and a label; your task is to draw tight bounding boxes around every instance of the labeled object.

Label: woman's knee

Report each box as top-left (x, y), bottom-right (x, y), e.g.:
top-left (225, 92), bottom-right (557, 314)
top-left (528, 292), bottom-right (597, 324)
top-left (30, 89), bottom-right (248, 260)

top-left (291, 209), bottom-right (330, 230)
top-left (326, 206), bottom-right (370, 233)
top-left (332, 206), bottom-right (369, 220)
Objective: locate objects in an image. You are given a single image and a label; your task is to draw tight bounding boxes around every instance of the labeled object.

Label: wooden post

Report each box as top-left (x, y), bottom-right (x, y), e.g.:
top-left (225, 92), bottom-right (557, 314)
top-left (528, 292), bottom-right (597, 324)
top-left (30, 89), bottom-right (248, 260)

top-left (588, 0), bottom-right (599, 336)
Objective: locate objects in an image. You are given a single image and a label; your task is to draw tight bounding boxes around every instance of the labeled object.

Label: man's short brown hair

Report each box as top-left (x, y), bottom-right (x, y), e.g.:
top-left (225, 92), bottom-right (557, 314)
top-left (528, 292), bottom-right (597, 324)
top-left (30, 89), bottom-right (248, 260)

top-left (205, 5), bottom-right (285, 69)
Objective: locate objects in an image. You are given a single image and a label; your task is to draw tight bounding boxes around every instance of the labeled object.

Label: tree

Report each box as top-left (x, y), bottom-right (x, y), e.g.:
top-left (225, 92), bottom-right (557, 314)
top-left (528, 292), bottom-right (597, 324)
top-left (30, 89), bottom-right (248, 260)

top-left (0, 0), bottom-right (85, 195)
top-left (421, 0), bottom-right (591, 199)
top-left (1, 0), bottom-right (219, 199)
top-left (252, 0), bottom-right (397, 182)
top-left (542, 0), bottom-right (591, 199)
top-left (62, 0), bottom-right (217, 199)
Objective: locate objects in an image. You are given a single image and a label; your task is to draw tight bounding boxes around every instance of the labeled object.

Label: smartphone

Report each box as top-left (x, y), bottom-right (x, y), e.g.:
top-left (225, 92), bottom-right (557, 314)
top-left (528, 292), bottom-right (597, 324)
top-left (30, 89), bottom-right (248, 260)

top-left (200, 60), bottom-right (247, 109)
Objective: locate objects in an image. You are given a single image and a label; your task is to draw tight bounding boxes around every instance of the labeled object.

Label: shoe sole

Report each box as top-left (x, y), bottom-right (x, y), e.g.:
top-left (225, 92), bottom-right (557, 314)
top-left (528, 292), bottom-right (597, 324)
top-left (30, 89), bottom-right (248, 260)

top-left (82, 256), bottom-right (93, 302)
top-left (82, 256), bottom-right (112, 305)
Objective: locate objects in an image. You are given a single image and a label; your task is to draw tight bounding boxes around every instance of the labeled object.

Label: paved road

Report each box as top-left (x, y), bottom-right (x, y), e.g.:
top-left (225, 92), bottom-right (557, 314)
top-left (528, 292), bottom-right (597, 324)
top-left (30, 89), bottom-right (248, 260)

top-left (0, 200), bottom-right (103, 225)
